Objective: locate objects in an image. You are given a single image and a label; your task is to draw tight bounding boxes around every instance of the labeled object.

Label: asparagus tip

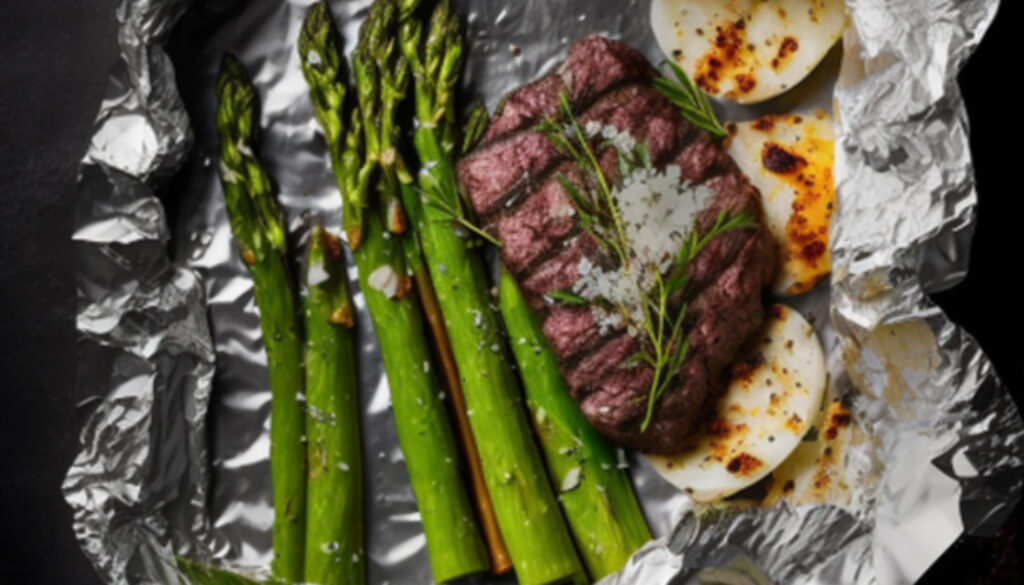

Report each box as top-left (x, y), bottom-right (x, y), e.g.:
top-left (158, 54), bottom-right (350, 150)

top-left (216, 52), bottom-right (258, 144)
top-left (299, 0), bottom-right (335, 63)
top-left (218, 52), bottom-right (247, 88)
top-left (398, 0), bottom-right (422, 20)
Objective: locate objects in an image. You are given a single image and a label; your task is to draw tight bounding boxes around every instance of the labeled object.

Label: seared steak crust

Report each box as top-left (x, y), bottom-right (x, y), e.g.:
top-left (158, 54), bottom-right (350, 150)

top-left (458, 36), bottom-right (776, 453)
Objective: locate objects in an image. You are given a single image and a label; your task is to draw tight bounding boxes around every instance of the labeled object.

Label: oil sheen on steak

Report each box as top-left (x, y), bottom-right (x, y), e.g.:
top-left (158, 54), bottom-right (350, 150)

top-left (457, 36), bottom-right (776, 454)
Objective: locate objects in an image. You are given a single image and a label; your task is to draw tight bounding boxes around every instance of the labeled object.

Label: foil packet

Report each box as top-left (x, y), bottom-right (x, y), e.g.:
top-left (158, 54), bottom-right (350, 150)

top-left (65, 0), bottom-right (1024, 584)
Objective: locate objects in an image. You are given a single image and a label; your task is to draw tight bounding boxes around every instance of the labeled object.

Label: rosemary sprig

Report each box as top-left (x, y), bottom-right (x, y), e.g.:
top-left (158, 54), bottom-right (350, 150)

top-left (411, 100), bottom-right (501, 248)
top-left (638, 209), bottom-right (756, 431)
top-left (535, 94), bottom-right (652, 263)
top-left (420, 181), bottom-right (502, 247)
top-left (653, 61), bottom-right (728, 139)
top-left (460, 101), bottom-right (490, 156)
top-left (537, 91), bottom-right (753, 432)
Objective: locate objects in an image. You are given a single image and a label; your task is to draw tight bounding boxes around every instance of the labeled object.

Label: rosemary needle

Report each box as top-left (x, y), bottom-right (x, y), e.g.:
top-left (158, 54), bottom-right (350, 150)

top-left (653, 61), bottom-right (729, 139)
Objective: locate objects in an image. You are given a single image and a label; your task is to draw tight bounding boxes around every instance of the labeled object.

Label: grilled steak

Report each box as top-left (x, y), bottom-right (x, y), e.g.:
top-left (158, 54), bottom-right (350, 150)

top-left (457, 36), bottom-right (776, 453)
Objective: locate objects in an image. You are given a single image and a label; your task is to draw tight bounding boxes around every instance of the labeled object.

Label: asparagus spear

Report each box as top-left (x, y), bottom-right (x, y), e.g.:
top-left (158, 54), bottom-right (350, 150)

top-left (298, 3), bottom-right (490, 582)
top-left (397, 3), bottom-right (585, 584)
top-left (216, 54), bottom-right (306, 583)
top-left (498, 265), bottom-right (652, 580)
top-left (354, 0), bottom-right (512, 572)
top-left (354, 0), bottom-right (410, 238)
top-left (302, 225), bottom-right (364, 585)
top-left (399, 185), bottom-right (514, 574)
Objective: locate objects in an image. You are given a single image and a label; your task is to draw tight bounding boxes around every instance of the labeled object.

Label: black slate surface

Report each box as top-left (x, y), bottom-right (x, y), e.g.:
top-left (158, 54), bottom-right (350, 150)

top-left (1, 1), bottom-right (119, 584)
top-left (0, 1), bottom-right (1019, 584)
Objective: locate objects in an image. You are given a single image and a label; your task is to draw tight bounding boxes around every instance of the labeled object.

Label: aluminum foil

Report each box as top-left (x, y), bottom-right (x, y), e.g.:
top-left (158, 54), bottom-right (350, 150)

top-left (65, 0), bottom-right (1024, 584)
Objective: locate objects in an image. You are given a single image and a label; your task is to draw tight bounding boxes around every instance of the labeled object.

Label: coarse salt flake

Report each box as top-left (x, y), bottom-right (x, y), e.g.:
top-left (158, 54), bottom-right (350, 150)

top-left (367, 265), bottom-right (399, 298)
top-left (571, 161), bottom-right (712, 336)
top-left (560, 466), bottom-right (582, 492)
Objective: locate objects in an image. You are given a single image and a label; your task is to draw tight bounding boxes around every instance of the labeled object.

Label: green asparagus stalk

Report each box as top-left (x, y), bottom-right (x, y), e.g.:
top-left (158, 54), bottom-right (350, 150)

top-left (397, 3), bottom-right (585, 584)
top-left (357, 207), bottom-right (493, 583)
top-left (498, 265), bottom-right (652, 580)
top-left (355, 0), bottom-right (410, 236)
top-left (302, 225), bottom-right (364, 585)
top-left (399, 183), bottom-right (514, 574)
top-left (216, 54), bottom-right (306, 583)
top-left (357, 0), bottom-right (514, 572)
top-left (298, 3), bottom-right (490, 582)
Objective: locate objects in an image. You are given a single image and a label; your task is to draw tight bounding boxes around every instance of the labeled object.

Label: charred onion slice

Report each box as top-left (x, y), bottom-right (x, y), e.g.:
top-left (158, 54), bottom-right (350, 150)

top-left (645, 304), bottom-right (827, 502)
top-left (728, 111), bottom-right (835, 296)
top-left (651, 0), bottom-right (845, 104)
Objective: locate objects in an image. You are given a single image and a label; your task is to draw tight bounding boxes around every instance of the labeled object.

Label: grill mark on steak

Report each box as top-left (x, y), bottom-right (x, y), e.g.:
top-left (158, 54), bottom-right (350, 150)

top-left (579, 367), bottom-right (653, 426)
top-left (542, 304), bottom-right (604, 361)
top-left (460, 131), bottom-right (563, 219)
top-left (518, 233), bottom-right (598, 307)
top-left (458, 36), bottom-right (777, 453)
top-left (496, 84), bottom-right (698, 277)
top-left (671, 131), bottom-right (731, 185)
top-left (542, 308), bottom-right (631, 375)
top-left (466, 81), bottom-right (673, 223)
top-left (576, 83), bottom-right (693, 167)
top-left (495, 161), bottom-right (584, 276)
top-left (510, 225), bottom-right (585, 283)
top-left (563, 332), bottom-right (638, 391)
top-left (484, 75), bottom-right (565, 146)
top-left (483, 36), bottom-right (655, 146)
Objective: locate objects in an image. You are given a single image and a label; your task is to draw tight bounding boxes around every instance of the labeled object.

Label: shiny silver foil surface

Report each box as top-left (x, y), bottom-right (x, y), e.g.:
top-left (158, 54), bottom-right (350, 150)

top-left (65, 1), bottom-right (1024, 584)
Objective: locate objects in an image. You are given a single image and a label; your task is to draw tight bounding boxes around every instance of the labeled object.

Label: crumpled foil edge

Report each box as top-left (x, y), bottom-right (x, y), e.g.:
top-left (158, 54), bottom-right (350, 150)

top-left (63, 0), bottom-right (227, 583)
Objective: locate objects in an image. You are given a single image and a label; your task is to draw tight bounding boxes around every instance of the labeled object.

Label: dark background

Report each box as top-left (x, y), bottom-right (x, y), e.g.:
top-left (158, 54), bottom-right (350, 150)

top-left (0, 1), bottom-right (1020, 584)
